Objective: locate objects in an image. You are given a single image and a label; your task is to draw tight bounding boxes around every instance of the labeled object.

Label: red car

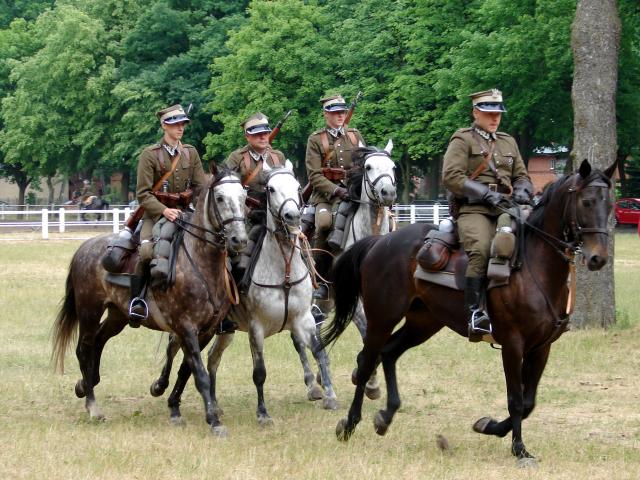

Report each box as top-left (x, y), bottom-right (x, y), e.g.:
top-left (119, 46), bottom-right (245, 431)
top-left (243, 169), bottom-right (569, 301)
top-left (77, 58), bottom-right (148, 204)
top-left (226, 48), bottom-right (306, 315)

top-left (615, 198), bottom-right (640, 225)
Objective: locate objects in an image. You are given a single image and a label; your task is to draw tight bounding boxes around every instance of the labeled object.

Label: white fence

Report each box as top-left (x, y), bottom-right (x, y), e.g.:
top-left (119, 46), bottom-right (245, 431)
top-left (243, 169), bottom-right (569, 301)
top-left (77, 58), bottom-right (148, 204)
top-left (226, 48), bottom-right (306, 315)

top-left (0, 207), bottom-right (131, 239)
top-left (0, 203), bottom-right (450, 239)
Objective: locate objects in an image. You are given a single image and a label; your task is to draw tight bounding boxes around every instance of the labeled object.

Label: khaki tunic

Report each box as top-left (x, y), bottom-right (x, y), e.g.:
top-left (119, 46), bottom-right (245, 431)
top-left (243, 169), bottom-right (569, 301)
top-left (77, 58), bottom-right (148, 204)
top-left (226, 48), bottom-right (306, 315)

top-left (224, 145), bottom-right (286, 194)
top-left (305, 128), bottom-right (365, 205)
top-left (136, 141), bottom-right (206, 223)
top-left (442, 126), bottom-right (530, 276)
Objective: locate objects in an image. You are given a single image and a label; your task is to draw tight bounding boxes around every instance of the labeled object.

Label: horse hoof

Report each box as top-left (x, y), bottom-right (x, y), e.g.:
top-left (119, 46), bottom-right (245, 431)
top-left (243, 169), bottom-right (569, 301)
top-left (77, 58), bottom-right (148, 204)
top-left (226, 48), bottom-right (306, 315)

top-left (516, 456), bottom-right (539, 469)
top-left (373, 411), bottom-right (389, 436)
top-left (336, 418), bottom-right (352, 442)
top-left (365, 385), bottom-right (381, 400)
top-left (150, 380), bottom-right (167, 397)
top-left (211, 424), bottom-right (228, 438)
top-left (472, 416), bottom-right (494, 434)
top-left (322, 397), bottom-right (339, 411)
top-left (257, 415), bottom-right (274, 428)
top-left (308, 385), bottom-right (324, 401)
top-left (75, 379), bottom-right (86, 398)
top-left (169, 416), bottom-right (186, 427)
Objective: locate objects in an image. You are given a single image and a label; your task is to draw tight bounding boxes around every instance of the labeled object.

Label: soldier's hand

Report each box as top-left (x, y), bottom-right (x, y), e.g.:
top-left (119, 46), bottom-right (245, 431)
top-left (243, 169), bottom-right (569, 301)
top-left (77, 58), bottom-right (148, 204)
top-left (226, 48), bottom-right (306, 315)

top-left (512, 189), bottom-right (531, 205)
top-left (482, 190), bottom-right (507, 208)
top-left (162, 208), bottom-right (182, 222)
top-left (333, 187), bottom-right (349, 200)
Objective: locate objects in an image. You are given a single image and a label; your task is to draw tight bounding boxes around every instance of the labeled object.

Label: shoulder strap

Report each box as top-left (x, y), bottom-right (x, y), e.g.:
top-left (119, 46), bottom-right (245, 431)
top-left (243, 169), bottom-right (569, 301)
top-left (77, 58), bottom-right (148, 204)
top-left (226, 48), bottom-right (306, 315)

top-left (347, 131), bottom-right (357, 145)
top-left (469, 132), bottom-right (496, 181)
top-left (269, 148), bottom-right (282, 166)
top-left (320, 131), bottom-right (331, 167)
top-left (242, 159), bottom-right (263, 187)
top-left (152, 147), bottom-right (182, 192)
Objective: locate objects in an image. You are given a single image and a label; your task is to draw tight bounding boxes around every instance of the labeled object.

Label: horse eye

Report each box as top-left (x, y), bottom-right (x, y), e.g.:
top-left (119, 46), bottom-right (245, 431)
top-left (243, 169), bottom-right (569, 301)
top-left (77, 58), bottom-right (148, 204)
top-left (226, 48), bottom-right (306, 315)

top-left (216, 196), bottom-right (224, 203)
top-left (268, 186), bottom-right (275, 193)
top-left (365, 164), bottom-right (372, 170)
top-left (582, 199), bottom-right (592, 208)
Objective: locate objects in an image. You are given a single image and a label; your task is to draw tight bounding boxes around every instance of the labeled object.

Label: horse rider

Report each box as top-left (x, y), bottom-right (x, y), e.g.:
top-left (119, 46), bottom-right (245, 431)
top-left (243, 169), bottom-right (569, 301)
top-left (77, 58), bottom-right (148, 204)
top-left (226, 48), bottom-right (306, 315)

top-left (305, 94), bottom-right (365, 301)
top-left (220, 112), bottom-right (287, 333)
top-left (442, 89), bottom-right (533, 341)
top-left (128, 104), bottom-right (206, 327)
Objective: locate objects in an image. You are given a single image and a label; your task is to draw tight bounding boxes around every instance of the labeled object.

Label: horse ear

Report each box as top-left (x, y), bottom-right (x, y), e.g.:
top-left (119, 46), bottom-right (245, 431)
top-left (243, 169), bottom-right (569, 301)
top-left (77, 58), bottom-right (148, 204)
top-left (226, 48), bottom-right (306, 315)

top-left (603, 158), bottom-right (618, 179)
top-left (284, 159), bottom-right (294, 172)
top-left (209, 161), bottom-right (218, 175)
top-left (358, 140), bottom-right (365, 148)
top-left (384, 139), bottom-right (393, 155)
top-left (578, 159), bottom-right (591, 179)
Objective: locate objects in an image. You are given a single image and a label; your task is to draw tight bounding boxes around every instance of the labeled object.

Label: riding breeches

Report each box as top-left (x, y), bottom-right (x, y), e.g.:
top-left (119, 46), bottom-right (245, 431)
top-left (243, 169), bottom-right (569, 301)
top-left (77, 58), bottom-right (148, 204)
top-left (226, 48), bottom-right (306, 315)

top-left (135, 219), bottom-right (154, 276)
top-left (457, 212), bottom-right (498, 278)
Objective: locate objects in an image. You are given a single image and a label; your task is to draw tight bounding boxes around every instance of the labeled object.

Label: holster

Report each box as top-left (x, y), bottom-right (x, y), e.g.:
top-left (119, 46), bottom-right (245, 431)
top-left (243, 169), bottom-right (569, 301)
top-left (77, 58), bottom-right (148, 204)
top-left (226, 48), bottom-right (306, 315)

top-left (416, 229), bottom-right (459, 272)
top-left (322, 167), bottom-right (347, 182)
top-left (152, 189), bottom-right (193, 209)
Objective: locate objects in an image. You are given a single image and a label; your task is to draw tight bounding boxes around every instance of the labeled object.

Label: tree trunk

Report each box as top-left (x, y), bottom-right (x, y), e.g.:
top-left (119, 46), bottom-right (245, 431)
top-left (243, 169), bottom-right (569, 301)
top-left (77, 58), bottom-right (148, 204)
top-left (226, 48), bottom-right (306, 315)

top-left (617, 151), bottom-right (627, 198)
top-left (46, 176), bottom-right (55, 207)
top-left (570, 0), bottom-right (620, 328)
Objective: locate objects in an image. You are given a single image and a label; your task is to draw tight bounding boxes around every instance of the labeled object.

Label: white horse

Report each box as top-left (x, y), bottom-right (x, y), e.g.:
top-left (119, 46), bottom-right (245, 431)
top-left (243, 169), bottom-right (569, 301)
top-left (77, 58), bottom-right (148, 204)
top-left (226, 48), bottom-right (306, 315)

top-left (297, 141), bottom-right (397, 400)
top-left (152, 161), bottom-right (337, 428)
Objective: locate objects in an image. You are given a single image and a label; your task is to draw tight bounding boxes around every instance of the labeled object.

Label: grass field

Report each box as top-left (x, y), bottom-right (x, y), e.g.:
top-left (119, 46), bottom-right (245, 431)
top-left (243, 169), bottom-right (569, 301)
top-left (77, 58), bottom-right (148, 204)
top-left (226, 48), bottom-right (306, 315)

top-left (0, 231), bottom-right (638, 479)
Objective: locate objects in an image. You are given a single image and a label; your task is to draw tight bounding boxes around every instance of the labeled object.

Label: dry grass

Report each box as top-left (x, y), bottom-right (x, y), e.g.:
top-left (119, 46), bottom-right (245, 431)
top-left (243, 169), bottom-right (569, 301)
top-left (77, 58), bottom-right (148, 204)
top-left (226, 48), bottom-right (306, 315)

top-left (0, 231), bottom-right (638, 479)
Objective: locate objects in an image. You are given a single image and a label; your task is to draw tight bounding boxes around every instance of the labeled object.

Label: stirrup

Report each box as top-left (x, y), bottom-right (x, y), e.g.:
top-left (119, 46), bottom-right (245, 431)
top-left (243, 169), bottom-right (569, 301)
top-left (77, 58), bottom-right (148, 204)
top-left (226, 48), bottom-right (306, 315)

top-left (311, 304), bottom-right (326, 325)
top-left (128, 297), bottom-right (148, 327)
top-left (469, 309), bottom-right (492, 335)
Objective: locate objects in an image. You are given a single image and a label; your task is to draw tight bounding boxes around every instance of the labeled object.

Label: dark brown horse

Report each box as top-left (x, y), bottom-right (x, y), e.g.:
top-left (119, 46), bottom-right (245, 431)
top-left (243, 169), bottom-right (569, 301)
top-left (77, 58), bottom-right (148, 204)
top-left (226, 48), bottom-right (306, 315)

top-left (51, 167), bottom-right (247, 436)
top-left (322, 160), bottom-right (615, 462)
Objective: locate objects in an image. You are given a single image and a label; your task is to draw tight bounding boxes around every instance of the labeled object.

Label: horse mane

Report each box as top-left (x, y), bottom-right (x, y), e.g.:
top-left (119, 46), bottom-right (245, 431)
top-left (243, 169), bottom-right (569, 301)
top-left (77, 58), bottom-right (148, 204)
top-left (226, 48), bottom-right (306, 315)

top-left (527, 168), bottom-right (612, 230)
top-left (347, 146), bottom-right (389, 199)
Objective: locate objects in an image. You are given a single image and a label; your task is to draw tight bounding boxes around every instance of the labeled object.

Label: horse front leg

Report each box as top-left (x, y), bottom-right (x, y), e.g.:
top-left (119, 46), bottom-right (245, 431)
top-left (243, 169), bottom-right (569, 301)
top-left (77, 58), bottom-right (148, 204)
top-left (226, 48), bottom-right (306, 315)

top-left (290, 331), bottom-right (324, 401)
top-left (207, 332), bottom-right (235, 418)
top-left (473, 340), bottom-right (532, 460)
top-left (248, 326), bottom-right (272, 427)
top-left (305, 322), bottom-right (338, 410)
top-left (150, 334), bottom-right (181, 397)
top-left (179, 329), bottom-right (225, 436)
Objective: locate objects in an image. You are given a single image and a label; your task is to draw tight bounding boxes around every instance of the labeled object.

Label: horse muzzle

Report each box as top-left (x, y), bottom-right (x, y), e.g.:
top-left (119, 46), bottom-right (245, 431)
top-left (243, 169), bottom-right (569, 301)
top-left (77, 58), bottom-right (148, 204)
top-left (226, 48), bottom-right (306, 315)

top-left (379, 186), bottom-right (396, 207)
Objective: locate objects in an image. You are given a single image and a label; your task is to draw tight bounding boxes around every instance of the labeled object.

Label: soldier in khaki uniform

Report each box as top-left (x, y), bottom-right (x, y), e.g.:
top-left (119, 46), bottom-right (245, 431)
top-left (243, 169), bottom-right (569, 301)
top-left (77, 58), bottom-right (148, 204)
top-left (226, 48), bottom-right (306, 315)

top-left (129, 104), bottom-right (206, 327)
top-left (442, 89), bottom-right (533, 339)
top-left (305, 94), bottom-right (365, 300)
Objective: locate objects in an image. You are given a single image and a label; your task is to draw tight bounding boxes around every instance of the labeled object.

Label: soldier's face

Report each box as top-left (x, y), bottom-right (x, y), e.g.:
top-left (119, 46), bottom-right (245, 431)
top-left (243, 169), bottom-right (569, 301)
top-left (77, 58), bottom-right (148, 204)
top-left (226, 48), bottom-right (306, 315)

top-left (324, 110), bottom-right (346, 129)
top-left (473, 109), bottom-right (502, 133)
top-left (162, 121), bottom-right (186, 143)
top-left (245, 131), bottom-right (270, 153)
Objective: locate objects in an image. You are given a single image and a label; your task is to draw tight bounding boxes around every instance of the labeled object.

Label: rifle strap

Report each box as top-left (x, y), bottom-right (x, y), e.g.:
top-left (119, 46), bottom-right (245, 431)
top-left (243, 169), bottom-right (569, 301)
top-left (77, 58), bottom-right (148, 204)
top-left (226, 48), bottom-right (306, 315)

top-left (469, 136), bottom-right (496, 181)
top-left (319, 130), bottom-right (357, 168)
top-left (241, 149), bottom-right (281, 187)
top-left (153, 146), bottom-right (183, 192)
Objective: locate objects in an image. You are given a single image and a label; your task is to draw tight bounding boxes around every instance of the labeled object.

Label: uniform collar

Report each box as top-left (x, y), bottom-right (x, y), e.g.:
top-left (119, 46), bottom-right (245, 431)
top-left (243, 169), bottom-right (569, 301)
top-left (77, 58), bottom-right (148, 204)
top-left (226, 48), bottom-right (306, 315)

top-left (327, 126), bottom-right (345, 138)
top-left (249, 148), bottom-right (270, 162)
top-left (472, 124), bottom-right (497, 141)
top-left (162, 142), bottom-right (180, 157)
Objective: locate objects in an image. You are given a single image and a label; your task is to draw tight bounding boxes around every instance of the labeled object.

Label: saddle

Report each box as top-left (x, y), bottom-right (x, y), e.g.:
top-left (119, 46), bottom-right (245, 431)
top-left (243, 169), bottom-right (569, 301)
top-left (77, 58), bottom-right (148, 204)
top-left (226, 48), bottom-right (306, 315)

top-left (415, 210), bottom-right (528, 291)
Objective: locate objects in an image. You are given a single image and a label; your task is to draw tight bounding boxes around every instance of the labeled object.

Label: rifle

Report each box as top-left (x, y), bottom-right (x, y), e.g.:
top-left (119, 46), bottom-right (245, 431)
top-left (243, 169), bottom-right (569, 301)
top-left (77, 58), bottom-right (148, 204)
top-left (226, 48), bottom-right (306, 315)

top-left (269, 110), bottom-right (292, 144)
top-left (301, 92), bottom-right (363, 203)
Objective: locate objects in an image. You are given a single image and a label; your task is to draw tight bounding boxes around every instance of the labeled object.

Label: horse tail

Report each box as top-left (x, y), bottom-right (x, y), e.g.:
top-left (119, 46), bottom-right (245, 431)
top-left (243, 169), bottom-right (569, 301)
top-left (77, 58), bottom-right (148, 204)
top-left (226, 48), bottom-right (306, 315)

top-left (51, 269), bottom-right (78, 373)
top-left (321, 235), bottom-right (381, 347)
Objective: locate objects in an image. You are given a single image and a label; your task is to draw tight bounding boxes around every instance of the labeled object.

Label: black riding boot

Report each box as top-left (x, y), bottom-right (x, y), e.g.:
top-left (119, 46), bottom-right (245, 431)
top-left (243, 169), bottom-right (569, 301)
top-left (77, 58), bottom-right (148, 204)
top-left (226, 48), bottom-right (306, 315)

top-left (128, 274), bottom-right (148, 328)
top-left (312, 247), bottom-right (333, 300)
top-left (465, 276), bottom-right (491, 342)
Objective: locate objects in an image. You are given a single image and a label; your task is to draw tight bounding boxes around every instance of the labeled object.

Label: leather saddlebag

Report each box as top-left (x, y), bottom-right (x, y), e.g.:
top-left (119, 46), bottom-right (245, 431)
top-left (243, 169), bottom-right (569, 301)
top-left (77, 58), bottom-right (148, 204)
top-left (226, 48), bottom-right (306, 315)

top-left (416, 229), bottom-right (458, 272)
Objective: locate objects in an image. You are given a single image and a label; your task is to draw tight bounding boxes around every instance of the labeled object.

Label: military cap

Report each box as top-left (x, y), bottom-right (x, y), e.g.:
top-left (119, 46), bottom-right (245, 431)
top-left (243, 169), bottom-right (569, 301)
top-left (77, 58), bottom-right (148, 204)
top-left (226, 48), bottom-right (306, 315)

top-left (157, 104), bottom-right (190, 124)
top-left (242, 112), bottom-right (272, 135)
top-left (320, 94), bottom-right (348, 112)
top-left (470, 89), bottom-right (507, 112)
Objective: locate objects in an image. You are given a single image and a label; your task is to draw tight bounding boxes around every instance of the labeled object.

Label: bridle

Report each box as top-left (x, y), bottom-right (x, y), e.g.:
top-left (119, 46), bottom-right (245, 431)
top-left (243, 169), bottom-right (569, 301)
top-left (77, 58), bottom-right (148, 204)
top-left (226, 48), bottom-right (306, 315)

top-left (361, 152), bottom-right (396, 207)
top-left (264, 169), bottom-right (302, 237)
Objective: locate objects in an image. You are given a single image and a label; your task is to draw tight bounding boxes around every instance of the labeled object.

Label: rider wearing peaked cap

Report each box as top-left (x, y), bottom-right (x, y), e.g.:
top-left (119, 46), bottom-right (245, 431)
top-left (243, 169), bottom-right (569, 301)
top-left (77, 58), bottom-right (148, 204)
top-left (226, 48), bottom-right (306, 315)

top-left (128, 104), bottom-right (206, 328)
top-left (442, 89), bottom-right (533, 341)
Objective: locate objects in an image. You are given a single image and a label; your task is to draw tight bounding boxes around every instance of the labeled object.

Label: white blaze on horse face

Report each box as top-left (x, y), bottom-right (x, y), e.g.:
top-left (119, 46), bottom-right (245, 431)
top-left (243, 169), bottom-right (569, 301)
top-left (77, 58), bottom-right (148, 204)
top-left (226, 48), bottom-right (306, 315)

top-left (267, 170), bottom-right (301, 232)
top-left (211, 174), bottom-right (247, 251)
top-left (364, 153), bottom-right (397, 207)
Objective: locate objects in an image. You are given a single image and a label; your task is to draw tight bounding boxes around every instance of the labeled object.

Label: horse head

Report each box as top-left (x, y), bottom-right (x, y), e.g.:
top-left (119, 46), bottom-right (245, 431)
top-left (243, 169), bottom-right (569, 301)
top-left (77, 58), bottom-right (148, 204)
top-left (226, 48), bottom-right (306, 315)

top-left (203, 167), bottom-right (248, 253)
top-left (263, 159), bottom-right (301, 234)
top-left (350, 140), bottom-right (397, 207)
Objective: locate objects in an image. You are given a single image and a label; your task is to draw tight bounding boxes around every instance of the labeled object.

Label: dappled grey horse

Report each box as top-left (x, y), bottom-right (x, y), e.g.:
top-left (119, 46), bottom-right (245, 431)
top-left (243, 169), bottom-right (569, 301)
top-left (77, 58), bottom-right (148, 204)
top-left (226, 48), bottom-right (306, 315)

top-left (151, 161), bottom-right (337, 427)
top-left (52, 167), bottom-right (247, 435)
